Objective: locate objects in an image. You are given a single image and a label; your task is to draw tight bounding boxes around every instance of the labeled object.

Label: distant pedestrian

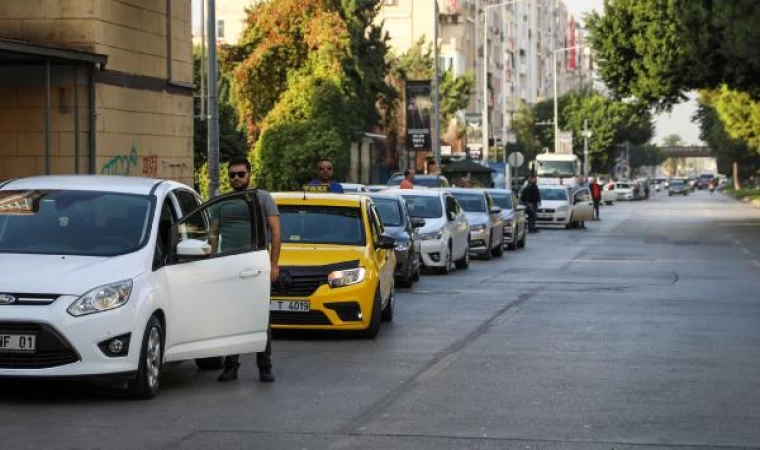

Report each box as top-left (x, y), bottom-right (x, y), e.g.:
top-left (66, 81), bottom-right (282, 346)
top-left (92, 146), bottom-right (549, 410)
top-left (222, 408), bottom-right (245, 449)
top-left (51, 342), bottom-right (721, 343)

top-left (520, 176), bottom-right (541, 233)
top-left (308, 159), bottom-right (344, 193)
top-left (399, 168), bottom-right (415, 189)
top-left (590, 177), bottom-right (602, 220)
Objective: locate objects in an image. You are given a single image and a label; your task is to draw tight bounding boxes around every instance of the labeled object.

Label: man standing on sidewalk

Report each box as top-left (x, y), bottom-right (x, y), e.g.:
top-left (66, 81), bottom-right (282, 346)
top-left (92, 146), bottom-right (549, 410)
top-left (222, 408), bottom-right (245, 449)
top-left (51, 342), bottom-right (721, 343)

top-left (520, 176), bottom-right (541, 233)
top-left (213, 157), bottom-right (280, 383)
top-left (590, 177), bottom-right (602, 221)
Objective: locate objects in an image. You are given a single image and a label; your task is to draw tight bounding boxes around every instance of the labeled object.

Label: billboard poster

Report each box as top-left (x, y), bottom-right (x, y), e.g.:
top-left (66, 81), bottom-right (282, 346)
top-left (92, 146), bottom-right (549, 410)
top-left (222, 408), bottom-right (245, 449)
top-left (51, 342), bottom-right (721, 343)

top-left (405, 80), bottom-right (432, 151)
top-left (558, 131), bottom-right (574, 154)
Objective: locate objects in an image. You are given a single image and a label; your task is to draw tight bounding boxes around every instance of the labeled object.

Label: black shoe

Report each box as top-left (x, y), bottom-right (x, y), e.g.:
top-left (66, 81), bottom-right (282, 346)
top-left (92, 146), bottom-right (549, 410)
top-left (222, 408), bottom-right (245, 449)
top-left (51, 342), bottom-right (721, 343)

top-left (259, 369), bottom-right (275, 383)
top-left (217, 365), bottom-right (239, 382)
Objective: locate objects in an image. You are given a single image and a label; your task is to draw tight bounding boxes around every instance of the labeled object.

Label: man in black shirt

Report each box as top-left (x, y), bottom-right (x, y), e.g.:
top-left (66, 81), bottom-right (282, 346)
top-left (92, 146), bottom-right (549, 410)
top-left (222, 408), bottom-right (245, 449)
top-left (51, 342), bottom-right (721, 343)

top-left (520, 176), bottom-right (541, 233)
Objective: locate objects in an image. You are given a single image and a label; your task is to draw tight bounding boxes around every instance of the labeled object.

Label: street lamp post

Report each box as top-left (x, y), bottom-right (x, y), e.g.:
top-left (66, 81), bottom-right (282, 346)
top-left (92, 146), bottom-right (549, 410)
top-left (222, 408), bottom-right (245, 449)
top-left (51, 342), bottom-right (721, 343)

top-left (433, 0), bottom-right (441, 169)
top-left (482, 0), bottom-right (520, 163)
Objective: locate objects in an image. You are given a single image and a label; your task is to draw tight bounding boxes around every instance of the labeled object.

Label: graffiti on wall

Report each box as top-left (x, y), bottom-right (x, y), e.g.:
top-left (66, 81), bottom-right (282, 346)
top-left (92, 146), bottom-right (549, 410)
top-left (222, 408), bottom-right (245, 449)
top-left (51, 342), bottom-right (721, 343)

top-left (162, 160), bottom-right (188, 180)
top-left (142, 156), bottom-right (158, 177)
top-left (100, 145), bottom-right (139, 175)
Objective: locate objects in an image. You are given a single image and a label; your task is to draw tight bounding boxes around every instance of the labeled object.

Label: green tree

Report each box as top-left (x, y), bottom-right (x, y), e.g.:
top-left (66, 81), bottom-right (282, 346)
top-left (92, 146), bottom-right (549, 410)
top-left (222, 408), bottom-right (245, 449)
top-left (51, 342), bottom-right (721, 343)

top-left (628, 144), bottom-right (666, 171)
top-left (586, 0), bottom-right (760, 110)
top-left (661, 134), bottom-right (684, 147)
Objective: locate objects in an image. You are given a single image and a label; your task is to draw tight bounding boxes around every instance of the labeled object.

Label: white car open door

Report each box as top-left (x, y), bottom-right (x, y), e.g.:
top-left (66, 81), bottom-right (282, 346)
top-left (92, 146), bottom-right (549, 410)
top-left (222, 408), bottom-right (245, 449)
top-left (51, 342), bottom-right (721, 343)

top-left (163, 190), bottom-right (271, 362)
top-left (571, 188), bottom-right (594, 222)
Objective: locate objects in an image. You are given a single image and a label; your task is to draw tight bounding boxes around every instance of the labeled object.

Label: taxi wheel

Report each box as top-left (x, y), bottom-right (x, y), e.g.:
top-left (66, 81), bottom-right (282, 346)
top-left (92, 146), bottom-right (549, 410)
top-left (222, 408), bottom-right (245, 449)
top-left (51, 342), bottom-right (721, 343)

top-left (381, 288), bottom-right (395, 322)
top-left (356, 288), bottom-right (382, 339)
top-left (127, 316), bottom-right (163, 400)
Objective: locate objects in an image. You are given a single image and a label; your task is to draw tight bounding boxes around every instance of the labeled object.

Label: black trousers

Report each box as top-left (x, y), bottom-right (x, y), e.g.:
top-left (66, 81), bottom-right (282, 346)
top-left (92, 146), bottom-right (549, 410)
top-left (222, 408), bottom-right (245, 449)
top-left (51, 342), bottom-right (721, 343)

top-left (593, 200), bottom-right (600, 219)
top-left (526, 202), bottom-right (538, 231)
top-left (223, 324), bottom-right (272, 371)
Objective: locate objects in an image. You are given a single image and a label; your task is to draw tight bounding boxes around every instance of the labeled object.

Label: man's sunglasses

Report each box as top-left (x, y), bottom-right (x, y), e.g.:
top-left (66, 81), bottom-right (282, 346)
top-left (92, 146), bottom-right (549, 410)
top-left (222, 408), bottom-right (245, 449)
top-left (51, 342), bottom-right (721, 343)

top-left (228, 171), bottom-right (248, 179)
top-left (318, 166), bottom-right (333, 172)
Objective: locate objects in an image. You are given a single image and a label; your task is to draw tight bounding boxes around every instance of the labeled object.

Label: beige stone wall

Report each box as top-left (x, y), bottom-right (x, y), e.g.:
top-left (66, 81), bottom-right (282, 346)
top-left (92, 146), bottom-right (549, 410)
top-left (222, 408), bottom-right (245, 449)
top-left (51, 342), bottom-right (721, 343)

top-left (95, 84), bottom-right (193, 186)
top-left (0, 0), bottom-right (194, 185)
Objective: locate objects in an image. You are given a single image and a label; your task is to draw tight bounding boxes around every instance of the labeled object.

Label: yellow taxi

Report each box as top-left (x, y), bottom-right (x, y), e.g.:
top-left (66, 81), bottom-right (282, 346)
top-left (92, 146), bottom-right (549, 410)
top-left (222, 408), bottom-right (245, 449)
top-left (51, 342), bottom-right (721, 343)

top-left (270, 192), bottom-right (396, 338)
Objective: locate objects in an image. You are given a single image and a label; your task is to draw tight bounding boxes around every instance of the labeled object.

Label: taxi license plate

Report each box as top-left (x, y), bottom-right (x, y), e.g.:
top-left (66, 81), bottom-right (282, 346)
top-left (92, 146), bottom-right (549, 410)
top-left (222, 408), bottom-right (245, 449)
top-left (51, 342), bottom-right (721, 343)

top-left (0, 334), bottom-right (36, 353)
top-left (270, 300), bottom-right (310, 312)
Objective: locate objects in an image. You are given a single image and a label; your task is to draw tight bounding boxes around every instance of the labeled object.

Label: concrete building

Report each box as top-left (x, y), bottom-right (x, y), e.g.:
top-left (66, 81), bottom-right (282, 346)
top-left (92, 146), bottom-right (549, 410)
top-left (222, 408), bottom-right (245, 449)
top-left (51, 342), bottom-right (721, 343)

top-left (0, 1), bottom-right (195, 186)
top-left (192, 0), bottom-right (260, 46)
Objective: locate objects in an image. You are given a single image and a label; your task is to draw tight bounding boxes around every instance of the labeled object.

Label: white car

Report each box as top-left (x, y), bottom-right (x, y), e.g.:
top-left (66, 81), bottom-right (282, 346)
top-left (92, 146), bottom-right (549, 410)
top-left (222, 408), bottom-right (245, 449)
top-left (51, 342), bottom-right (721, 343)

top-left (385, 189), bottom-right (470, 274)
top-left (0, 176), bottom-right (271, 399)
top-left (611, 181), bottom-right (635, 201)
top-left (601, 182), bottom-right (616, 205)
top-left (340, 183), bottom-right (369, 193)
top-left (536, 185), bottom-right (594, 229)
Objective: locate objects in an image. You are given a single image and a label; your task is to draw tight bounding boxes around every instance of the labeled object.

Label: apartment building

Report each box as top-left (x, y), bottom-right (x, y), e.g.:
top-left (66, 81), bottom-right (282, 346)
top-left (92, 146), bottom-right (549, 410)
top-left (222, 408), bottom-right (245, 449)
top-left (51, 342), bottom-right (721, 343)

top-left (193, 0), bottom-right (260, 46)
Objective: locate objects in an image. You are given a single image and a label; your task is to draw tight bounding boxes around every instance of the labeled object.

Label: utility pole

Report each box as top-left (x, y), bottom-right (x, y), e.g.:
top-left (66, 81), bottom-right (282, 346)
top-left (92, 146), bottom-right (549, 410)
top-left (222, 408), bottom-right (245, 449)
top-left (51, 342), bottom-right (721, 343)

top-left (206, 0), bottom-right (220, 198)
top-left (433, 0), bottom-right (441, 168)
top-left (482, 3), bottom-right (490, 163)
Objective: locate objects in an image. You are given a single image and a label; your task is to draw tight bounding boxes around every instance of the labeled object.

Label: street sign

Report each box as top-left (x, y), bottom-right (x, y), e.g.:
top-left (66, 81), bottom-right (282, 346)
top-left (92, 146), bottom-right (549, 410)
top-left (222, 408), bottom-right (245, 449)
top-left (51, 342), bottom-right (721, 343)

top-left (507, 151), bottom-right (524, 168)
top-left (557, 131), bottom-right (573, 154)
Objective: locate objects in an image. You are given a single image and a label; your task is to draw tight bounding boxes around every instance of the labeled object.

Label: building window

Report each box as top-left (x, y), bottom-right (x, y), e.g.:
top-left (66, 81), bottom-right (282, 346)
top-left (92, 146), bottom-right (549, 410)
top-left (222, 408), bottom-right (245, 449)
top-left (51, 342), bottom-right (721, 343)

top-left (217, 19), bottom-right (225, 39)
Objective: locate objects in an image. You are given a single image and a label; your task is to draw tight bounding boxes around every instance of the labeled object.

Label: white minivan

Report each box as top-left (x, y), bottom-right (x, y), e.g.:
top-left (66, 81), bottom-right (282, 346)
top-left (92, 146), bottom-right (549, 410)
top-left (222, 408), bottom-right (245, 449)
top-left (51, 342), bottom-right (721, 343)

top-left (385, 189), bottom-right (470, 274)
top-left (0, 176), bottom-right (271, 398)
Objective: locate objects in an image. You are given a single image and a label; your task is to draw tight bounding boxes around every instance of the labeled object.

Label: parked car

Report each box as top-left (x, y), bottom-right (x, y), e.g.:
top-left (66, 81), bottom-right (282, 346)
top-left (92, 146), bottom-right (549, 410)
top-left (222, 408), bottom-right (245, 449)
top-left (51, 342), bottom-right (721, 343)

top-left (602, 182), bottom-right (616, 205)
top-left (446, 188), bottom-right (504, 260)
top-left (385, 188), bottom-right (470, 274)
top-left (340, 183), bottom-right (369, 193)
top-left (386, 173), bottom-right (450, 188)
top-left (536, 185), bottom-right (593, 229)
top-left (271, 192), bottom-right (396, 338)
top-left (611, 181), bottom-right (635, 201)
top-left (0, 176), bottom-right (272, 399)
top-left (485, 188), bottom-right (527, 250)
top-left (367, 193), bottom-right (424, 288)
top-left (668, 178), bottom-right (690, 196)
top-left (366, 185), bottom-right (388, 193)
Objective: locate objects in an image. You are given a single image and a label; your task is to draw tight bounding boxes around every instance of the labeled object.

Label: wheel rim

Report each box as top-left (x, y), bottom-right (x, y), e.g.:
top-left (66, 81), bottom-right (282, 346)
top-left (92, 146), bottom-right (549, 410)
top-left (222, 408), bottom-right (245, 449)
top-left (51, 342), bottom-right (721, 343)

top-left (146, 326), bottom-right (161, 390)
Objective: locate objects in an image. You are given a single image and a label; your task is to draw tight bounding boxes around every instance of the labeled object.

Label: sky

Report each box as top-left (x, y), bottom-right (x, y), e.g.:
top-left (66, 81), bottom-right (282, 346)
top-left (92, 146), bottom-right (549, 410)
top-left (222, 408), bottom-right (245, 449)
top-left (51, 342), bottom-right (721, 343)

top-left (192, 0), bottom-right (703, 146)
top-left (566, 0), bottom-right (703, 146)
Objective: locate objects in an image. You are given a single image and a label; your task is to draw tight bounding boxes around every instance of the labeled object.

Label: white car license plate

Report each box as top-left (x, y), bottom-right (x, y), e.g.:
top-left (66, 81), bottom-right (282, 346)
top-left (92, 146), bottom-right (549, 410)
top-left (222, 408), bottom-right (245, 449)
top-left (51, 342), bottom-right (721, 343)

top-left (270, 300), bottom-right (310, 312)
top-left (0, 334), bottom-right (36, 353)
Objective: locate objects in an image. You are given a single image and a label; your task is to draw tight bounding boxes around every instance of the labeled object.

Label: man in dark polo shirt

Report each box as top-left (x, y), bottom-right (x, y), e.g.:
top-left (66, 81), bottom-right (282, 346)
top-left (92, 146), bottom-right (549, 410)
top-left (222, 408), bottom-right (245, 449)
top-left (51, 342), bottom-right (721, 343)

top-left (211, 157), bottom-right (280, 383)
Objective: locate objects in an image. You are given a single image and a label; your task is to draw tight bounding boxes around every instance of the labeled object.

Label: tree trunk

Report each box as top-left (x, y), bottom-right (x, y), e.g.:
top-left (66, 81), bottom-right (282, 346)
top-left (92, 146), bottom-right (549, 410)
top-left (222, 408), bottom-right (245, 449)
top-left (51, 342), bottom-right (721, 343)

top-left (733, 161), bottom-right (742, 190)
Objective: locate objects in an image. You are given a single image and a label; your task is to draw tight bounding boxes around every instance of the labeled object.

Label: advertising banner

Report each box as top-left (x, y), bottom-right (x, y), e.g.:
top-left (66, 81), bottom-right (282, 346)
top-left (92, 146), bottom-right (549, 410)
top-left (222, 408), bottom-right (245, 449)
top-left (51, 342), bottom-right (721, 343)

top-left (405, 80), bottom-right (433, 151)
top-left (466, 113), bottom-right (483, 150)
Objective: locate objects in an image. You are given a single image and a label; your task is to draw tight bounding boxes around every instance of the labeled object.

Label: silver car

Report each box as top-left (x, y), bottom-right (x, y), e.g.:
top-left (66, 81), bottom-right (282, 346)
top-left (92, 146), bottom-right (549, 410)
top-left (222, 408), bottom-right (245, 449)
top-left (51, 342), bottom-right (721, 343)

top-left (446, 188), bottom-right (504, 260)
top-left (485, 189), bottom-right (527, 251)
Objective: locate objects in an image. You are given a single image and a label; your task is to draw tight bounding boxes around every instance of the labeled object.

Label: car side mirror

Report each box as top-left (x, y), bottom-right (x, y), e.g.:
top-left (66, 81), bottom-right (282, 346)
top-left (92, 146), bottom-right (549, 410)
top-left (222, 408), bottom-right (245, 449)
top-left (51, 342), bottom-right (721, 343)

top-left (489, 206), bottom-right (502, 214)
top-left (177, 239), bottom-right (212, 257)
top-left (410, 217), bottom-right (426, 229)
top-left (378, 234), bottom-right (396, 250)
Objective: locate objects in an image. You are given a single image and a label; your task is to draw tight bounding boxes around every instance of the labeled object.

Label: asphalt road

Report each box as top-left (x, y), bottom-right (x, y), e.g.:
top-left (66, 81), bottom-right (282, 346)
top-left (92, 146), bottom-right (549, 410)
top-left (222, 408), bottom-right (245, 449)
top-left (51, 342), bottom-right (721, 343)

top-left (2, 190), bottom-right (760, 450)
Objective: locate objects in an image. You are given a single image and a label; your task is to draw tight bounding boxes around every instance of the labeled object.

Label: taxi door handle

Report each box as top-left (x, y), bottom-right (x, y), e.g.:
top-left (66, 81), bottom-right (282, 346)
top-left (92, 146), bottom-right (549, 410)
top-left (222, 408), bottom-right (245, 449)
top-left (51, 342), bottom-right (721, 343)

top-left (240, 268), bottom-right (262, 279)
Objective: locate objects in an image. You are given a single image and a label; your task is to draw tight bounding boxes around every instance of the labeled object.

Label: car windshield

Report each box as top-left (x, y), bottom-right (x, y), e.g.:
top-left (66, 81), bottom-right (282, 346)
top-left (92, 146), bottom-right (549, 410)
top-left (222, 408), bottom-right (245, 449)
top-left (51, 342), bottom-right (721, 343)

top-left (279, 205), bottom-right (366, 246)
top-left (399, 195), bottom-right (443, 219)
top-left (539, 188), bottom-right (568, 201)
top-left (451, 193), bottom-right (486, 212)
top-left (491, 193), bottom-right (512, 209)
top-left (372, 198), bottom-right (404, 227)
top-left (0, 189), bottom-right (153, 256)
top-left (670, 180), bottom-right (685, 186)
top-left (617, 183), bottom-right (631, 189)
top-left (537, 161), bottom-right (576, 178)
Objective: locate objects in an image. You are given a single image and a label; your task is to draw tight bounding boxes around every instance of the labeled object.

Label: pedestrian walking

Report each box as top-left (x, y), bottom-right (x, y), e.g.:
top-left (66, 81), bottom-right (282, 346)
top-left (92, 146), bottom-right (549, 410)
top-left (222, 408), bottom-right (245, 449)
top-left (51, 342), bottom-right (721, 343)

top-left (399, 168), bottom-right (414, 189)
top-left (590, 177), bottom-right (602, 221)
top-left (520, 176), bottom-right (541, 233)
top-left (309, 159), bottom-right (344, 193)
top-left (213, 157), bottom-right (280, 383)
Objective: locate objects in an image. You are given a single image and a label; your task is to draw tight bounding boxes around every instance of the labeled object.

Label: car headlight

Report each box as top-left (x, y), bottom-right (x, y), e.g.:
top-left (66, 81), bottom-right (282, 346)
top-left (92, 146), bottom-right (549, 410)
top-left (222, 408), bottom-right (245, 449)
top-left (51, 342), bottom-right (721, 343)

top-left (419, 229), bottom-right (444, 241)
top-left (68, 280), bottom-right (133, 317)
top-left (395, 241), bottom-right (410, 252)
top-left (556, 206), bottom-right (569, 213)
top-left (470, 224), bottom-right (487, 234)
top-left (328, 268), bottom-right (366, 288)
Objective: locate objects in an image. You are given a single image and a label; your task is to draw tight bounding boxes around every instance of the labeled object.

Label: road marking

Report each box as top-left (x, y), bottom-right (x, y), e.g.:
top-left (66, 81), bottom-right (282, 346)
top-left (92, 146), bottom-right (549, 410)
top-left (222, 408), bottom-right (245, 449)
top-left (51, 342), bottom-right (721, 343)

top-left (741, 247), bottom-right (750, 255)
top-left (734, 239), bottom-right (742, 246)
top-left (753, 260), bottom-right (760, 268)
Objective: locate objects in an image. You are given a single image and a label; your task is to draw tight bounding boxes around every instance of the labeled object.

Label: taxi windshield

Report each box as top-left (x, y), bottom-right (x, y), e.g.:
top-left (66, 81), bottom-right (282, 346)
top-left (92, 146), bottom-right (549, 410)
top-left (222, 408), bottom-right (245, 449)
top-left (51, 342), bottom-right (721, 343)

top-left (0, 189), bottom-right (153, 256)
top-left (279, 205), bottom-right (366, 246)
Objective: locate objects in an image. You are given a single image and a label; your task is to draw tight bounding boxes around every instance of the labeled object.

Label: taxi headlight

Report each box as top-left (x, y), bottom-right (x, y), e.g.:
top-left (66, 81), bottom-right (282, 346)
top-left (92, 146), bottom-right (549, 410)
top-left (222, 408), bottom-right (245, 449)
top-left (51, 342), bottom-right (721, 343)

top-left (328, 268), bottom-right (366, 288)
top-left (68, 280), bottom-right (133, 317)
top-left (419, 229), bottom-right (444, 241)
